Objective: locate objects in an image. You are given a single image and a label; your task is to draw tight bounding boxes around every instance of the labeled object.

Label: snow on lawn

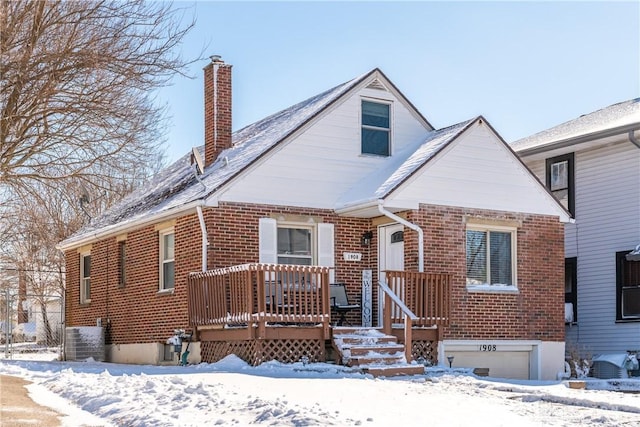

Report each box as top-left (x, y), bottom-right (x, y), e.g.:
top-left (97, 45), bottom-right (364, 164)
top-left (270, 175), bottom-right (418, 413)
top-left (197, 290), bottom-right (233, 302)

top-left (2, 352), bottom-right (640, 426)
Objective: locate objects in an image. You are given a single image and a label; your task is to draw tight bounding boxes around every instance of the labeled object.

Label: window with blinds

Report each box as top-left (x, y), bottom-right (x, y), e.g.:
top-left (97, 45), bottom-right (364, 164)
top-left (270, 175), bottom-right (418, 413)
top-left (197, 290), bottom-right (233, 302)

top-left (466, 227), bottom-right (516, 287)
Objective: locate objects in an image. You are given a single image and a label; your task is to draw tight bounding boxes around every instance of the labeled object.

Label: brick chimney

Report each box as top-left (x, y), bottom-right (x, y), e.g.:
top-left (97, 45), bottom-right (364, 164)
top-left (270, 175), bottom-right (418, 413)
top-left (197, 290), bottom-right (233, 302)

top-left (203, 55), bottom-right (232, 167)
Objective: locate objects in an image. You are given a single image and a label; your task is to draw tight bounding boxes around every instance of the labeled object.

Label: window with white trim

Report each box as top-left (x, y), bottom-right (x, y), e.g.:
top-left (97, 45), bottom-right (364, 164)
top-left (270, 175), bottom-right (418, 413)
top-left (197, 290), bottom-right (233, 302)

top-left (259, 218), bottom-right (335, 283)
top-left (277, 226), bottom-right (313, 265)
top-left (466, 225), bottom-right (517, 287)
top-left (361, 100), bottom-right (391, 156)
top-left (159, 228), bottom-right (175, 290)
top-left (80, 252), bottom-right (91, 303)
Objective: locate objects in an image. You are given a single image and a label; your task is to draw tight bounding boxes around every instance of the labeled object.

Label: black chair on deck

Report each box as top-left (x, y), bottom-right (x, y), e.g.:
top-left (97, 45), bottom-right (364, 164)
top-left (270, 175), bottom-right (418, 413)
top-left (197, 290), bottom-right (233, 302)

top-left (329, 283), bottom-right (360, 326)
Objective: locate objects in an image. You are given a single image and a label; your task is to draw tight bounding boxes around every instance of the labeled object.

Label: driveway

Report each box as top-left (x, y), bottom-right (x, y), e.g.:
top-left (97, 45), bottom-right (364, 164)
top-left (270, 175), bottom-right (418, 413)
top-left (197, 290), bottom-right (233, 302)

top-left (0, 374), bottom-right (62, 426)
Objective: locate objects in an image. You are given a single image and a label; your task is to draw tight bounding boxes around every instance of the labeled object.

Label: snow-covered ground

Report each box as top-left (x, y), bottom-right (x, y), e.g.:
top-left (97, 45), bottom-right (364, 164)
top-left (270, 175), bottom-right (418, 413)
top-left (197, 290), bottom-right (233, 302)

top-left (2, 350), bottom-right (640, 426)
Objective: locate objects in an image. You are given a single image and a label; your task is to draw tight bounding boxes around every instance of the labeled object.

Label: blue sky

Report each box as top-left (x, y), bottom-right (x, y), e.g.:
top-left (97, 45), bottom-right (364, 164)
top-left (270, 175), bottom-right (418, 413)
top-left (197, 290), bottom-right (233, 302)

top-left (158, 1), bottom-right (640, 162)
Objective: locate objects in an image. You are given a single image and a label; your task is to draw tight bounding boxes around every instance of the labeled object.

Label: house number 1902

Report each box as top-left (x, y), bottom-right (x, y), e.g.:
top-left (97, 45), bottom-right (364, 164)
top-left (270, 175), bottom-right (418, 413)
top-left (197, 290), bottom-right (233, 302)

top-left (479, 344), bottom-right (497, 352)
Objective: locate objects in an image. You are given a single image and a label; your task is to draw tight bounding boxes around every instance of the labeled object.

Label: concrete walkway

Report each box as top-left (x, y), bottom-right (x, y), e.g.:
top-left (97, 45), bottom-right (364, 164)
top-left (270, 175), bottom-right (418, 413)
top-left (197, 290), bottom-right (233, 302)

top-left (0, 374), bottom-right (62, 426)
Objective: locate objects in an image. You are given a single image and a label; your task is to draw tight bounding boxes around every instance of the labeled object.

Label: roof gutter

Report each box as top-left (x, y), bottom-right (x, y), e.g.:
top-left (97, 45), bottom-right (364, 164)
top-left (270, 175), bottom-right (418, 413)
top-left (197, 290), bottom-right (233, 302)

top-left (378, 201), bottom-right (424, 272)
top-left (517, 123), bottom-right (640, 156)
top-left (57, 199), bottom-right (206, 252)
top-left (196, 205), bottom-right (209, 272)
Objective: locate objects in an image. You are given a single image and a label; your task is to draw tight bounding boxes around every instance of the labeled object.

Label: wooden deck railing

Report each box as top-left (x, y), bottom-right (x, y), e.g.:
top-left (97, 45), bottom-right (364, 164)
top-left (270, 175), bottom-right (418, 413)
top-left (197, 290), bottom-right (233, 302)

top-left (383, 271), bottom-right (451, 327)
top-left (380, 271), bottom-right (451, 362)
top-left (187, 264), bottom-right (331, 336)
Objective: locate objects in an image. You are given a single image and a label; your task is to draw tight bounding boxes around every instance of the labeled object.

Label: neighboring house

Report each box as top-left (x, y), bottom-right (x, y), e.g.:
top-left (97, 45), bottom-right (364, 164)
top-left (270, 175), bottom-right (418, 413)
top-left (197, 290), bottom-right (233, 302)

top-left (58, 57), bottom-right (570, 379)
top-left (31, 298), bottom-right (64, 345)
top-left (512, 98), bottom-right (640, 358)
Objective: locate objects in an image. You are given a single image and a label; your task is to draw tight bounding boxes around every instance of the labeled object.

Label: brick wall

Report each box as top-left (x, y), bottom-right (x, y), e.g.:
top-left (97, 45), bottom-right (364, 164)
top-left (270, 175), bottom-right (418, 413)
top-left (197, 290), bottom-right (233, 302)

top-left (407, 204), bottom-right (565, 342)
top-left (203, 58), bottom-right (232, 167)
top-left (65, 202), bottom-right (564, 345)
top-left (65, 202), bottom-right (372, 345)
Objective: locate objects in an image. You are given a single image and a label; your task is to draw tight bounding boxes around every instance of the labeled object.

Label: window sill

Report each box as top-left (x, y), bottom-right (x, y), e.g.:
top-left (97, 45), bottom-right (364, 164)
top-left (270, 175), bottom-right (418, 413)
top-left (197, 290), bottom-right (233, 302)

top-left (466, 285), bottom-right (519, 294)
top-left (615, 319), bottom-right (640, 324)
top-left (157, 288), bottom-right (174, 296)
top-left (79, 302), bottom-right (91, 307)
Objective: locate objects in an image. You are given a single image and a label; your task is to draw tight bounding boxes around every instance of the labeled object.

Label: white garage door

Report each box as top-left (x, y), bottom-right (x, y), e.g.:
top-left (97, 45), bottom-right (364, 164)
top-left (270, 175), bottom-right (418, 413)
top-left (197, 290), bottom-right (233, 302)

top-left (450, 351), bottom-right (530, 380)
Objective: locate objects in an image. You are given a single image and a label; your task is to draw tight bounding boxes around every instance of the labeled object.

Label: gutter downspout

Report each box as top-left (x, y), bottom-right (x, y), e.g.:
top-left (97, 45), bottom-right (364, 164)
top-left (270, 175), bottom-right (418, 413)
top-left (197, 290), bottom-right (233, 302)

top-left (629, 130), bottom-right (640, 149)
top-left (377, 201), bottom-right (424, 272)
top-left (196, 206), bottom-right (208, 272)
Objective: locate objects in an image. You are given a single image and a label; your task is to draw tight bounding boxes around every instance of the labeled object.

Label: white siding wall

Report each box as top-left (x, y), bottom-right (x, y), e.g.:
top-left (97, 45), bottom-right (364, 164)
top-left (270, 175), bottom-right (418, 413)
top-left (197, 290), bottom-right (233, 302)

top-left (572, 141), bottom-right (640, 353)
top-left (390, 123), bottom-right (568, 218)
top-left (219, 87), bottom-right (429, 207)
top-left (522, 140), bottom-right (640, 353)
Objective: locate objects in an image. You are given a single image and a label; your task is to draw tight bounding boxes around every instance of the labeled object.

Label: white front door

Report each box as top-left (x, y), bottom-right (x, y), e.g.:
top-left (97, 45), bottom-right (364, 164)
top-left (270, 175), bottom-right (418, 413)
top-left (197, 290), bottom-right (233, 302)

top-left (378, 223), bottom-right (404, 326)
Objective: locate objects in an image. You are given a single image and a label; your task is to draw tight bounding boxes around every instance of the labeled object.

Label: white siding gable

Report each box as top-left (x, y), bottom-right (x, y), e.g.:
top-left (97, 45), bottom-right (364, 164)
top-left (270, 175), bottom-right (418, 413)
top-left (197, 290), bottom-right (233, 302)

top-left (387, 121), bottom-right (570, 220)
top-left (217, 85), bottom-right (430, 208)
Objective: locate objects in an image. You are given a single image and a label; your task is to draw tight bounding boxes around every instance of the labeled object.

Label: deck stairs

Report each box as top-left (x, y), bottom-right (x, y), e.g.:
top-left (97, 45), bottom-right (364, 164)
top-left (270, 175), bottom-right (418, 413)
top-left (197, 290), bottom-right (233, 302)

top-left (331, 327), bottom-right (425, 377)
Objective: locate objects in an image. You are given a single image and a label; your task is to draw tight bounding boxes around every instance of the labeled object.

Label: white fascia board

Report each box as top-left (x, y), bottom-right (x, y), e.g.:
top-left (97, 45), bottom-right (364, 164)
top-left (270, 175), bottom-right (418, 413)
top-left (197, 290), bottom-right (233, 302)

top-left (334, 198), bottom-right (380, 217)
top-left (56, 199), bottom-right (206, 251)
top-left (335, 198), bottom-right (416, 218)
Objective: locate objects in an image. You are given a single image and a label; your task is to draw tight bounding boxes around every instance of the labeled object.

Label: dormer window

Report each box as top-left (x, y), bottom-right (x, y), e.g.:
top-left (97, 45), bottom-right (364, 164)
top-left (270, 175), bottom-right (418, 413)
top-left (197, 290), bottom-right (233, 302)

top-left (361, 100), bottom-right (390, 156)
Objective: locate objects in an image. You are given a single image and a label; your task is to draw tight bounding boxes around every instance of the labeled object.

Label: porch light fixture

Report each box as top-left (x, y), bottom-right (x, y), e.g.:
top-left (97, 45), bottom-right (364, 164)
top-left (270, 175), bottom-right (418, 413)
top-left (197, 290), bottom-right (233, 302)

top-left (361, 231), bottom-right (373, 247)
top-left (447, 355), bottom-right (454, 368)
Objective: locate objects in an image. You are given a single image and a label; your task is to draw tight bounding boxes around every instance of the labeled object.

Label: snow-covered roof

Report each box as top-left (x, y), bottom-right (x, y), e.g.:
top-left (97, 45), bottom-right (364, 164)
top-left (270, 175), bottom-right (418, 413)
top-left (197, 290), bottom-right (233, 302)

top-left (60, 71), bottom-right (371, 248)
top-left (627, 244), bottom-right (640, 262)
top-left (511, 98), bottom-right (640, 153)
top-left (337, 119), bottom-right (475, 209)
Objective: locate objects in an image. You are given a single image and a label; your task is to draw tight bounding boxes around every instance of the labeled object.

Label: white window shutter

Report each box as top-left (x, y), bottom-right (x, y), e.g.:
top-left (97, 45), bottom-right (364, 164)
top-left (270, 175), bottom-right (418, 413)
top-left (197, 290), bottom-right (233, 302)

top-left (259, 218), bottom-right (277, 264)
top-left (317, 223), bottom-right (335, 283)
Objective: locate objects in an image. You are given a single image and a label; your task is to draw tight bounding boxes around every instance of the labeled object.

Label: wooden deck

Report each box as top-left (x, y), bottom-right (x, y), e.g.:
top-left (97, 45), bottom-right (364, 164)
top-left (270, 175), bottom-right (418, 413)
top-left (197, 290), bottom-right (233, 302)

top-left (187, 264), bottom-right (451, 367)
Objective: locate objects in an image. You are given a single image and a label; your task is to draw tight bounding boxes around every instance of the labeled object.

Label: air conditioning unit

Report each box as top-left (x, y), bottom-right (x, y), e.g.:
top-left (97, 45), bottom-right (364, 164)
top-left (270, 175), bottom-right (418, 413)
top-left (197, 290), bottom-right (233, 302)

top-left (591, 353), bottom-right (639, 379)
top-left (65, 326), bottom-right (105, 361)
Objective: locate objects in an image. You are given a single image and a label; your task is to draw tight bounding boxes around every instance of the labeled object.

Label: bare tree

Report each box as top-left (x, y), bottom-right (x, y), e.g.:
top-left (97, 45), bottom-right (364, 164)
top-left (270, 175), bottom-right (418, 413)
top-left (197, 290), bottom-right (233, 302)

top-left (0, 0), bottom-right (199, 345)
top-left (0, 0), bottom-right (197, 192)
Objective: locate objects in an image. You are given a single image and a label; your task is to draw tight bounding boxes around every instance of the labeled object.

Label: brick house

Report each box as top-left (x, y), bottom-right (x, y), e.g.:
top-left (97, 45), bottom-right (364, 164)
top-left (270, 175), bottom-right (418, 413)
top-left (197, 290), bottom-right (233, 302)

top-left (59, 57), bottom-right (571, 379)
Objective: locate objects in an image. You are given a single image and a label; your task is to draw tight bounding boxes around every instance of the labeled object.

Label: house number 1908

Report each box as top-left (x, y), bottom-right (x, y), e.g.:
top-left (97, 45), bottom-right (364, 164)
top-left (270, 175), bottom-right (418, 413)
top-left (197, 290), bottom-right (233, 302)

top-left (479, 344), bottom-right (497, 351)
